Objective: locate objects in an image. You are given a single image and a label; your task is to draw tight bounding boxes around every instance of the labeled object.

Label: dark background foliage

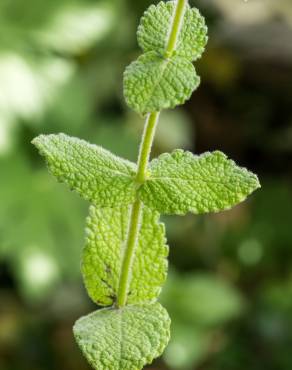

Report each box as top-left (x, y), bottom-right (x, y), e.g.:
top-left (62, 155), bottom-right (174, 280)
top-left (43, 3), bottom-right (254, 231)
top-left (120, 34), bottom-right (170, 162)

top-left (0, 0), bottom-right (292, 369)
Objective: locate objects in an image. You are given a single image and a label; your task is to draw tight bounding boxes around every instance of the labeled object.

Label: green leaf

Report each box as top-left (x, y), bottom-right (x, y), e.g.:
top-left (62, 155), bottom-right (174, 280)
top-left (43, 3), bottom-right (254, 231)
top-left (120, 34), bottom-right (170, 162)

top-left (32, 133), bottom-right (137, 207)
top-left (137, 1), bottom-right (208, 61)
top-left (139, 150), bottom-right (260, 215)
top-left (82, 205), bottom-right (168, 306)
top-left (124, 51), bottom-right (199, 115)
top-left (73, 302), bottom-right (171, 370)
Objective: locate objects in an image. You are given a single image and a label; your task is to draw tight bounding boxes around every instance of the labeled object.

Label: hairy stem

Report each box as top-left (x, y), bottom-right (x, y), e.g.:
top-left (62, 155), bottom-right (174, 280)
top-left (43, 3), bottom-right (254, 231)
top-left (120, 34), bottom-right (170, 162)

top-left (116, 112), bottom-right (159, 308)
top-left (136, 112), bottom-right (160, 183)
top-left (116, 0), bottom-right (188, 308)
top-left (165, 0), bottom-right (187, 58)
top-left (116, 199), bottom-right (143, 307)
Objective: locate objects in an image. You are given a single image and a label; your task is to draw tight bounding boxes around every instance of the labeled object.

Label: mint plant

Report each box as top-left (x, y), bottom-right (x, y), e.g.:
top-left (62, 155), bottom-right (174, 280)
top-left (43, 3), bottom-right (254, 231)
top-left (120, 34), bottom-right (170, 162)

top-left (32, 1), bottom-right (260, 369)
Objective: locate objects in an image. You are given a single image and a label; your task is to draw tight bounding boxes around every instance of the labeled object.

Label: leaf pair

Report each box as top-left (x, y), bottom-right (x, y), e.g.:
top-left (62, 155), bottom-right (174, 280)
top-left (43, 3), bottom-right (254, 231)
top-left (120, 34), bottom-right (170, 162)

top-left (32, 134), bottom-right (259, 302)
top-left (33, 134), bottom-right (260, 217)
top-left (124, 1), bottom-right (208, 114)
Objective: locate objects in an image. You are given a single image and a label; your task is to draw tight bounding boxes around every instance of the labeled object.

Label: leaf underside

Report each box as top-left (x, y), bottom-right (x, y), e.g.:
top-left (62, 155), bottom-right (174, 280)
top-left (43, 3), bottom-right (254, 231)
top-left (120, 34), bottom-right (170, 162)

top-left (139, 150), bottom-right (261, 215)
top-left (82, 205), bottom-right (168, 306)
top-left (123, 51), bottom-right (199, 115)
top-left (137, 1), bottom-right (208, 61)
top-left (32, 133), bottom-right (137, 207)
top-left (73, 302), bottom-right (171, 370)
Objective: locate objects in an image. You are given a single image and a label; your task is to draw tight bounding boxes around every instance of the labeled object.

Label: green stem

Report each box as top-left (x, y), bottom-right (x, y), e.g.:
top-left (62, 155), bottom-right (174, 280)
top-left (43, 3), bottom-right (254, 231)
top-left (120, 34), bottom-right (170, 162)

top-left (136, 112), bottom-right (160, 183)
top-left (116, 112), bottom-right (159, 308)
top-left (116, 0), bottom-right (188, 308)
top-left (116, 199), bottom-right (143, 307)
top-left (165, 0), bottom-right (188, 58)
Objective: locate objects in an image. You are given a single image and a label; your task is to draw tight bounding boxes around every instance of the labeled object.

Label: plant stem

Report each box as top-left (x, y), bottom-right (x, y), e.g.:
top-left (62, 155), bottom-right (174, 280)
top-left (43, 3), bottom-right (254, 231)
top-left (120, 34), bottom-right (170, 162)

top-left (116, 0), bottom-right (188, 308)
top-left (116, 198), bottom-right (143, 307)
top-left (136, 112), bottom-right (160, 183)
top-left (165, 0), bottom-right (188, 58)
top-left (116, 112), bottom-right (159, 308)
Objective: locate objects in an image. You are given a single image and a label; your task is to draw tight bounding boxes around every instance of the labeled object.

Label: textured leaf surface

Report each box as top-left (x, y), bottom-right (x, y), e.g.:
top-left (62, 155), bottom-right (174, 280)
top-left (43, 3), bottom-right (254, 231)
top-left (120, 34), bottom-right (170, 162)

top-left (82, 205), bottom-right (168, 306)
top-left (32, 133), bottom-right (137, 207)
top-left (73, 302), bottom-right (170, 370)
top-left (139, 150), bottom-right (260, 215)
top-left (137, 1), bottom-right (208, 61)
top-left (123, 51), bottom-right (199, 115)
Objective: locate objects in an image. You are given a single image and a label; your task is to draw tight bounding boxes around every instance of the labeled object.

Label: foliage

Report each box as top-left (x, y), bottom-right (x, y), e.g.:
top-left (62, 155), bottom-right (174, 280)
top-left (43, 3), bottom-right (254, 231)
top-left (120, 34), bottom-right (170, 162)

top-left (139, 150), bottom-right (259, 215)
top-left (124, 1), bottom-right (207, 114)
top-left (82, 205), bottom-right (168, 306)
top-left (31, 1), bottom-right (260, 369)
top-left (74, 303), bottom-right (170, 370)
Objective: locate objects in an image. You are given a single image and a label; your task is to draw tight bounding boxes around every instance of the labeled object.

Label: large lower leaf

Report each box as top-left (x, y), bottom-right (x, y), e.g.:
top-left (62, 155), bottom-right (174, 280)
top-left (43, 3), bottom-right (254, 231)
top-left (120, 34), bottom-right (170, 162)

top-left (137, 1), bottom-right (208, 61)
top-left (82, 205), bottom-right (168, 306)
top-left (123, 51), bottom-right (199, 115)
top-left (32, 133), bottom-right (137, 207)
top-left (73, 302), bottom-right (171, 370)
top-left (139, 150), bottom-right (260, 215)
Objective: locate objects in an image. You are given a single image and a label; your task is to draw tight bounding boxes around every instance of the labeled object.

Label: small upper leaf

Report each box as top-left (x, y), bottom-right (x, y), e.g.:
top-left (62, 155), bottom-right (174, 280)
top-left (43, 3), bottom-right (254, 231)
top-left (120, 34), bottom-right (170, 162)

top-left (137, 1), bottom-right (208, 61)
top-left (73, 302), bottom-right (171, 370)
top-left (82, 205), bottom-right (168, 306)
top-left (32, 134), bottom-right (137, 207)
top-left (124, 51), bottom-right (199, 115)
top-left (139, 150), bottom-right (260, 215)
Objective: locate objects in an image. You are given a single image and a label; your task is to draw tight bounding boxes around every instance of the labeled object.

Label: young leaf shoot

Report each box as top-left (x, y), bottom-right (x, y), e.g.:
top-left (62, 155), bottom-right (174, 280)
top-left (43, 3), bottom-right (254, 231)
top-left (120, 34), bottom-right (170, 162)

top-left (32, 1), bottom-right (260, 369)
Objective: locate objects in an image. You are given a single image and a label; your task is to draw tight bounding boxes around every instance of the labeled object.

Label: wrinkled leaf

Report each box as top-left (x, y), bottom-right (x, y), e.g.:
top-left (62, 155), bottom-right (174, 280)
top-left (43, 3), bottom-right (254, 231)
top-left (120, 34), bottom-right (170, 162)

top-left (123, 51), bottom-right (199, 115)
top-left (32, 133), bottom-right (137, 207)
top-left (137, 1), bottom-right (208, 61)
top-left (73, 302), bottom-right (171, 370)
top-left (82, 205), bottom-right (168, 306)
top-left (139, 150), bottom-right (260, 215)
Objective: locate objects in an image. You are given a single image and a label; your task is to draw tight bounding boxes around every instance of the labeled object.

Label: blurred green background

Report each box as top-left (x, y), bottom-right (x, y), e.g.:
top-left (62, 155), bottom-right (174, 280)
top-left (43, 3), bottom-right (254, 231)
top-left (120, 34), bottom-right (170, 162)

top-left (0, 0), bottom-right (292, 369)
